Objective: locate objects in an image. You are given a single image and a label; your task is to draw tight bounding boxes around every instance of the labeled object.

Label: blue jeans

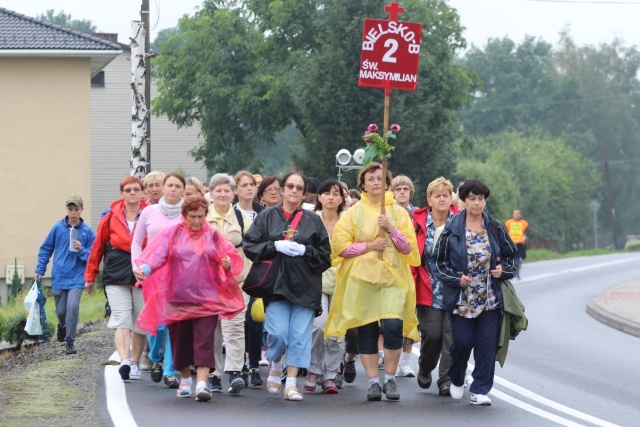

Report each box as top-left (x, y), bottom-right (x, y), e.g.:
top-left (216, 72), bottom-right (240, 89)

top-left (52, 288), bottom-right (83, 343)
top-left (448, 309), bottom-right (501, 395)
top-left (264, 300), bottom-right (315, 368)
top-left (148, 326), bottom-right (177, 376)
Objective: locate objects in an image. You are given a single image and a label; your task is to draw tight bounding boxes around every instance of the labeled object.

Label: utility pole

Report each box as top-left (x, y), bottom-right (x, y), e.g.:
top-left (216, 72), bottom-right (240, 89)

top-left (141, 0), bottom-right (151, 172)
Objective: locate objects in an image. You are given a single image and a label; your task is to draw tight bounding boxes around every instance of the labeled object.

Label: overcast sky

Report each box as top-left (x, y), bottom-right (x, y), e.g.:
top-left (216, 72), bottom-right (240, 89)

top-left (2, 0), bottom-right (639, 49)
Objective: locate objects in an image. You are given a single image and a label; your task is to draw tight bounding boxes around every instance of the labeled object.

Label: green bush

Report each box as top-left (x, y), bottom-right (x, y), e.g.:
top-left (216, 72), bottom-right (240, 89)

top-left (4, 313), bottom-right (26, 347)
top-left (624, 240), bottom-right (640, 251)
top-left (2, 312), bottom-right (54, 348)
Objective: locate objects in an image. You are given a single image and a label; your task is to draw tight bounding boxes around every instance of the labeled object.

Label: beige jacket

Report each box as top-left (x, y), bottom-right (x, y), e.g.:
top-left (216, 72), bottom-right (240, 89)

top-left (206, 205), bottom-right (252, 284)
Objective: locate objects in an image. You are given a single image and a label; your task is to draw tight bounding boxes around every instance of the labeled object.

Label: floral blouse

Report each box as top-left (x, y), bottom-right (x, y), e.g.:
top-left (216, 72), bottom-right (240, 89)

top-left (453, 228), bottom-right (499, 318)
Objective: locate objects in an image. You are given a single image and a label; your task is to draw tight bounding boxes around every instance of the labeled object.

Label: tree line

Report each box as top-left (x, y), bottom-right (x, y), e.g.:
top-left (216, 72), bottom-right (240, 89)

top-left (37, 2), bottom-right (639, 249)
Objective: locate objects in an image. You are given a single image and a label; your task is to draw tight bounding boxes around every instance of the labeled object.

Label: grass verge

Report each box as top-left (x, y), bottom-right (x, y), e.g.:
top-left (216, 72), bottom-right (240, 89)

top-left (1, 289), bottom-right (107, 340)
top-left (526, 248), bottom-right (622, 262)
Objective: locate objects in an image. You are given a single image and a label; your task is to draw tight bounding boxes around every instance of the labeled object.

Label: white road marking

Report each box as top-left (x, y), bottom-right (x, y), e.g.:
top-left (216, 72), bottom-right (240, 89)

top-left (490, 374), bottom-right (621, 427)
top-left (105, 351), bottom-right (138, 427)
top-left (411, 346), bottom-right (620, 426)
top-left (519, 258), bottom-right (636, 283)
top-left (488, 388), bottom-right (586, 427)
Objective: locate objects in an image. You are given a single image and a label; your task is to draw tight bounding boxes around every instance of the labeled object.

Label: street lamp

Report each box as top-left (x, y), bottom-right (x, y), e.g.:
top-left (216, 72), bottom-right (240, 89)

top-left (336, 148), bottom-right (365, 182)
top-left (590, 200), bottom-right (601, 249)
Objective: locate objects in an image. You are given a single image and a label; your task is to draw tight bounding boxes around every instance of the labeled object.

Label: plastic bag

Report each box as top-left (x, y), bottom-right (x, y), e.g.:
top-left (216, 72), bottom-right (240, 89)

top-left (251, 298), bottom-right (265, 322)
top-left (24, 282), bottom-right (42, 335)
top-left (23, 282), bottom-right (37, 316)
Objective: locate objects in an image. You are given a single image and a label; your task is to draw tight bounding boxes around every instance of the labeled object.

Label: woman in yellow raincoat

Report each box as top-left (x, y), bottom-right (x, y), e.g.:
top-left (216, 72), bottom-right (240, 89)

top-left (326, 162), bottom-right (420, 402)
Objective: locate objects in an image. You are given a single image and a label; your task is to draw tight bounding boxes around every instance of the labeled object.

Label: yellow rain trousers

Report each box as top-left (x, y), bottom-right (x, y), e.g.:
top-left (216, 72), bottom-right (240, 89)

top-left (325, 191), bottom-right (420, 341)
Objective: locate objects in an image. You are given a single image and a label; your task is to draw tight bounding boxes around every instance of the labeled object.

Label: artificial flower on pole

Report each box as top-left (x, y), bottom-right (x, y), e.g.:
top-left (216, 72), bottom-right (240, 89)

top-left (362, 123), bottom-right (400, 167)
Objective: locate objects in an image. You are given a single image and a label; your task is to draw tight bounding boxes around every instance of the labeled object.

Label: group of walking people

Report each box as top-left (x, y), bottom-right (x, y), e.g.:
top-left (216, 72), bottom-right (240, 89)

top-left (36, 162), bottom-right (518, 406)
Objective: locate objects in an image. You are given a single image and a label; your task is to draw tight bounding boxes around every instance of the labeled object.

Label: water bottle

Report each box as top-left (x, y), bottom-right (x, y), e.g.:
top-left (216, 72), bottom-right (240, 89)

top-left (69, 228), bottom-right (79, 252)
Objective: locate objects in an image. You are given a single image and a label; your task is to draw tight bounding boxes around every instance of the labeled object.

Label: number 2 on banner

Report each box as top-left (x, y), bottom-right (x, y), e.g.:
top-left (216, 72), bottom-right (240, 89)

top-left (382, 39), bottom-right (398, 63)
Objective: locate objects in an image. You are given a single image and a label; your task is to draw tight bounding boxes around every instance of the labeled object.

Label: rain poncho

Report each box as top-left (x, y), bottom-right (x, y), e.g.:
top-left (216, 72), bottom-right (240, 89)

top-left (325, 191), bottom-right (420, 340)
top-left (135, 221), bottom-right (244, 334)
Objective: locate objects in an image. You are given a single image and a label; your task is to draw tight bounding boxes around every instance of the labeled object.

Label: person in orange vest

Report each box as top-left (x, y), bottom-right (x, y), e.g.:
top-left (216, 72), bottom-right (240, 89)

top-left (504, 210), bottom-right (529, 278)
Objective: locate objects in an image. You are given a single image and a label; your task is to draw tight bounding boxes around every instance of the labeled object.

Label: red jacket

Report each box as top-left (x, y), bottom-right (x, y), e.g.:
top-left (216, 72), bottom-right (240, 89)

top-left (85, 199), bottom-right (148, 282)
top-left (410, 204), bottom-right (459, 306)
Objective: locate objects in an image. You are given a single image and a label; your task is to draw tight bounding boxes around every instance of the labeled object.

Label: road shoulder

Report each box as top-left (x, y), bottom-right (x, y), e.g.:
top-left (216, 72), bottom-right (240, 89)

top-left (0, 320), bottom-right (114, 426)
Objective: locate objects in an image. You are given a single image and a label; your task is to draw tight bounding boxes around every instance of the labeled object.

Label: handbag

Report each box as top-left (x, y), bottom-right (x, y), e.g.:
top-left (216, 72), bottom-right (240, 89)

top-left (242, 210), bottom-right (303, 298)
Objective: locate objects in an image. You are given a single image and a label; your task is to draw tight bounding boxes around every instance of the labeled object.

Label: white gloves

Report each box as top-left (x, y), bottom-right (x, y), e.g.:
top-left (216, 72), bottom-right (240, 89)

top-left (274, 240), bottom-right (306, 257)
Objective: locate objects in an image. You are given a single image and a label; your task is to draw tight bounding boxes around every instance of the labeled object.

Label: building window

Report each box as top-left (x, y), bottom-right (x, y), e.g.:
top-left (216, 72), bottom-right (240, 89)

top-left (91, 71), bottom-right (105, 88)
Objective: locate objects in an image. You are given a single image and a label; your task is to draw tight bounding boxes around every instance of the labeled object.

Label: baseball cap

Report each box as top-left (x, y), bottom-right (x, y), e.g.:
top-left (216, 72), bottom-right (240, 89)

top-left (66, 195), bottom-right (83, 207)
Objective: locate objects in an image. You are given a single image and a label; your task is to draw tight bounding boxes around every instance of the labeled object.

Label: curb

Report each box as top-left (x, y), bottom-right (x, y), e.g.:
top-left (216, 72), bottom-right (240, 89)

top-left (586, 300), bottom-right (640, 338)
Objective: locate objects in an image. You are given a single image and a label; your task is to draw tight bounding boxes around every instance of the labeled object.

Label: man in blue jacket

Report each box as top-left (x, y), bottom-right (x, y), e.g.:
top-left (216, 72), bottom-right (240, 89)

top-left (36, 195), bottom-right (95, 355)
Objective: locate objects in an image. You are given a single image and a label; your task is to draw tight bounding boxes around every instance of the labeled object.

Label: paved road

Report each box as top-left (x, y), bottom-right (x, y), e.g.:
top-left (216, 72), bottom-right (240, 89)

top-left (100, 253), bottom-right (640, 427)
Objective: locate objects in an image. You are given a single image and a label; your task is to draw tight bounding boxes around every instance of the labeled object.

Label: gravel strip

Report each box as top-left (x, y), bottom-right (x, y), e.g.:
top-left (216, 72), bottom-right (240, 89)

top-left (0, 320), bottom-right (114, 427)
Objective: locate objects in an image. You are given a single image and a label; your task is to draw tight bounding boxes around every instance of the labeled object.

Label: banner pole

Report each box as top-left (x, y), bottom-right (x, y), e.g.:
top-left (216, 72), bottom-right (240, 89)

top-left (379, 84), bottom-right (391, 260)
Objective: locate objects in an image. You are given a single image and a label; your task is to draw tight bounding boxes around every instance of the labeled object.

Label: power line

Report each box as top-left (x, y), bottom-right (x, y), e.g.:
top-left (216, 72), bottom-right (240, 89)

top-left (151, 0), bottom-right (160, 30)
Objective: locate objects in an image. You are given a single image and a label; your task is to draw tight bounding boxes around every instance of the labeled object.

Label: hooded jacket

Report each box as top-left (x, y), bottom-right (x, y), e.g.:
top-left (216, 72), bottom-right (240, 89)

top-left (433, 209), bottom-right (517, 314)
top-left (242, 204), bottom-right (331, 309)
top-left (36, 217), bottom-right (95, 290)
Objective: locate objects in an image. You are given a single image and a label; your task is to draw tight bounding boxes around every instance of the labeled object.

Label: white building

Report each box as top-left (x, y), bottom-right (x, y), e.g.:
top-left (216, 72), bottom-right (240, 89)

top-left (90, 33), bottom-right (207, 226)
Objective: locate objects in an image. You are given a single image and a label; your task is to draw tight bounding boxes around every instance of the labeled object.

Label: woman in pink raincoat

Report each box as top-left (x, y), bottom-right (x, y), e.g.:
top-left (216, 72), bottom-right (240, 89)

top-left (133, 196), bottom-right (244, 402)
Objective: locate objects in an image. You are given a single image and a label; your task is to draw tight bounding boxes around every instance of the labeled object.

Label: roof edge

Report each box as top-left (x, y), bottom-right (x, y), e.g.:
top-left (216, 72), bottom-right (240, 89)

top-left (0, 7), bottom-right (122, 51)
top-left (0, 49), bottom-right (123, 56)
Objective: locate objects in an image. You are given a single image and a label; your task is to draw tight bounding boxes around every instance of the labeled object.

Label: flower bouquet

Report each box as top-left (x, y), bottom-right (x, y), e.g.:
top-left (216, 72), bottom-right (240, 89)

top-left (362, 123), bottom-right (400, 167)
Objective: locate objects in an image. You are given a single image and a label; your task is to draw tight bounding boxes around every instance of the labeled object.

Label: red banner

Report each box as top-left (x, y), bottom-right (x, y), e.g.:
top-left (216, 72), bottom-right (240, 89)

top-left (358, 18), bottom-right (422, 92)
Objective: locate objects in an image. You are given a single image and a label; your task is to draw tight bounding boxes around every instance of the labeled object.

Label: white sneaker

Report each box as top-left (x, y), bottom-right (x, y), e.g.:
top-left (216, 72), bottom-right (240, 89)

top-left (450, 383), bottom-right (464, 400)
top-left (118, 358), bottom-right (131, 380)
top-left (395, 361), bottom-right (416, 377)
top-left (471, 393), bottom-right (491, 406)
top-left (140, 352), bottom-right (152, 371)
top-left (259, 350), bottom-right (269, 366)
top-left (130, 362), bottom-right (141, 380)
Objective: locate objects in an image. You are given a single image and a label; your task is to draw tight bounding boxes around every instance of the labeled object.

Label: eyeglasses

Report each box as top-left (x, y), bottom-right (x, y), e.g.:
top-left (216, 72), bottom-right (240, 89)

top-left (264, 186), bottom-right (280, 194)
top-left (284, 183), bottom-right (304, 191)
top-left (123, 188), bottom-right (142, 193)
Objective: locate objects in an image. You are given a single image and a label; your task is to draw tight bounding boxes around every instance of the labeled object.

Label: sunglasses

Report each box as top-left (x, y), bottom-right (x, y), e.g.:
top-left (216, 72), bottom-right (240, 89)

top-left (123, 187), bottom-right (142, 193)
top-left (284, 183), bottom-right (304, 191)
